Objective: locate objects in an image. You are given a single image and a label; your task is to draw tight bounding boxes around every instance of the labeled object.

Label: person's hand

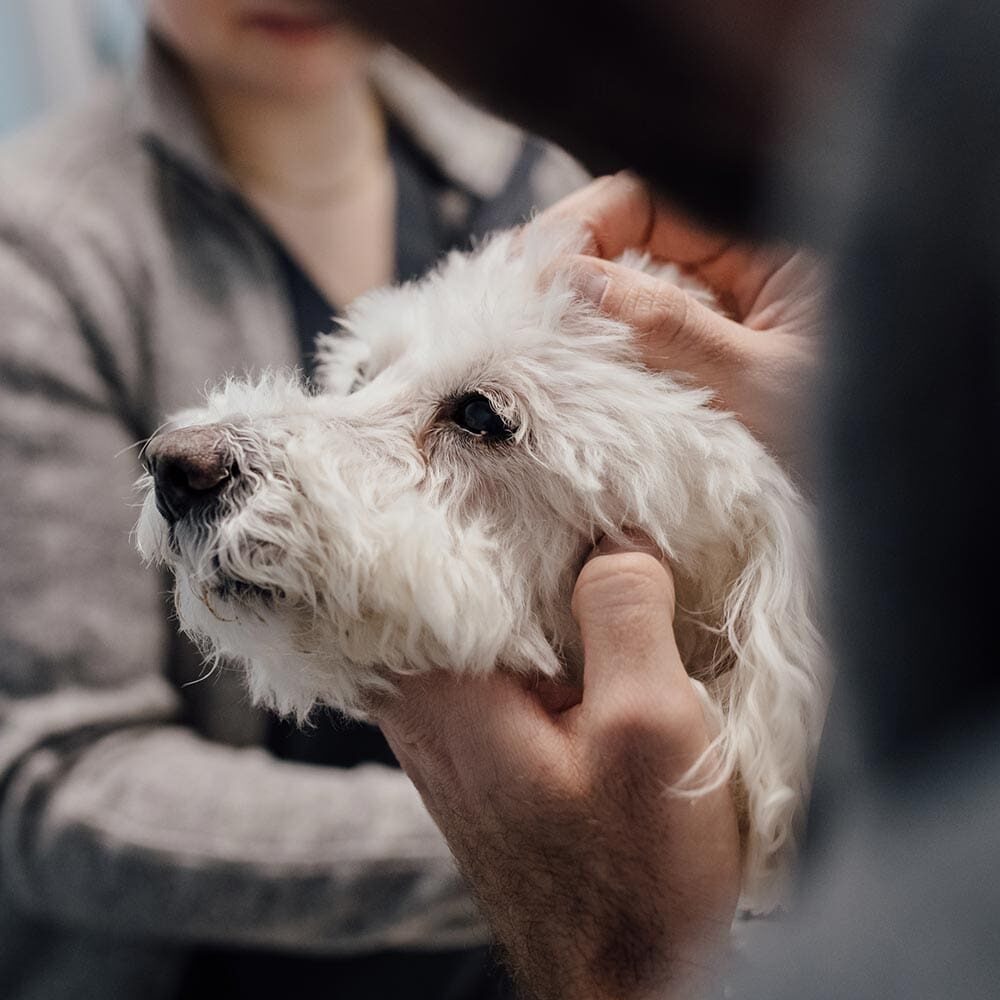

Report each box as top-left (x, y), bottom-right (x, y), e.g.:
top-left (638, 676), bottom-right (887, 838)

top-left (540, 172), bottom-right (826, 476)
top-left (374, 539), bottom-right (741, 1000)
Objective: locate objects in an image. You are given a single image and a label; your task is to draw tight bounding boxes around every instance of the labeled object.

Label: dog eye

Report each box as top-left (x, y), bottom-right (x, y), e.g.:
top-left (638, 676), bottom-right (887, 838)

top-left (451, 392), bottom-right (515, 442)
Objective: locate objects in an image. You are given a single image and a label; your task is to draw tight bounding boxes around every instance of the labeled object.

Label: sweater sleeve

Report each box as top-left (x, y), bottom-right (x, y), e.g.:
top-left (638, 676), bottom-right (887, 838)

top-left (0, 229), bottom-right (486, 953)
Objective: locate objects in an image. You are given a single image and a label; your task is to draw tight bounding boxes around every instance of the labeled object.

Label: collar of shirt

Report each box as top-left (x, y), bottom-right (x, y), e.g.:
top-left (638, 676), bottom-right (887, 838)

top-left (126, 32), bottom-right (527, 205)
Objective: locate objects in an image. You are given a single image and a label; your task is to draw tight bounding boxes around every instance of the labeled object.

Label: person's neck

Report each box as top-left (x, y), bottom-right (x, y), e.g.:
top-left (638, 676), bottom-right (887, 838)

top-left (195, 75), bottom-right (387, 207)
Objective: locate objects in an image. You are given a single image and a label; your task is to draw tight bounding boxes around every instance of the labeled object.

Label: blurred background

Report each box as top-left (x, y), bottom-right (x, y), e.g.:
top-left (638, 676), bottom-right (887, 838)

top-left (0, 0), bottom-right (142, 137)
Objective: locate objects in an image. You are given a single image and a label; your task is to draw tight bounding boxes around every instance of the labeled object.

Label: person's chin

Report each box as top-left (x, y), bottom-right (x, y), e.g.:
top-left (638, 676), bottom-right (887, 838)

top-left (229, 55), bottom-right (368, 102)
top-left (227, 27), bottom-right (371, 95)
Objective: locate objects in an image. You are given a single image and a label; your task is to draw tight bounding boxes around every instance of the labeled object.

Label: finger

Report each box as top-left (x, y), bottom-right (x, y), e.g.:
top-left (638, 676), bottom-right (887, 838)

top-left (571, 541), bottom-right (684, 701)
top-left (536, 173), bottom-right (802, 322)
top-left (570, 542), bottom-right (715, 765)
top-left (534, 173), bottom-right (652, 257)
top-left (537, 171), bottom-right (733, 266)
top-left (568, 256), bottom-right (742, 377)
top-left (517, 174), bottom-right (651, 263)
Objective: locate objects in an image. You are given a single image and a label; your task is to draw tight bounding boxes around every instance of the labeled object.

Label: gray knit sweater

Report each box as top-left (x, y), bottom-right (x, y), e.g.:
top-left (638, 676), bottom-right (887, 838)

top-left (0, 38), bottom-right (585, 1000)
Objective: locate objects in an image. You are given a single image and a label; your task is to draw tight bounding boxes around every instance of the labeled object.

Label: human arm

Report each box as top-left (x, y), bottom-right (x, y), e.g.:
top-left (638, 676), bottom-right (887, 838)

top-left (375, 540), bottom-right (741, 1000)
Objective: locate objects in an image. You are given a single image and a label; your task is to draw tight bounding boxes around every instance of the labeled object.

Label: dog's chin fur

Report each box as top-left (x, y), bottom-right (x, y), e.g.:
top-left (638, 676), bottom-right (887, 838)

top-left (135, 221), bottom-right (827, 915)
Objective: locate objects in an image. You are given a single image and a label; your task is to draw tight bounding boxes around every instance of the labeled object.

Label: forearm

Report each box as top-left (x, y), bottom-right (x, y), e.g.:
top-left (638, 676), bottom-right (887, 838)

top-left (2, 722), bottom-right (485, 952)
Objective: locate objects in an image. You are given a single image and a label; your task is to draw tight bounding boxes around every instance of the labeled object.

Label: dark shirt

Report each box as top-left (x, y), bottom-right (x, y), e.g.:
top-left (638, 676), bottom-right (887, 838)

top-left (265, 120), bottom-right (470, 772)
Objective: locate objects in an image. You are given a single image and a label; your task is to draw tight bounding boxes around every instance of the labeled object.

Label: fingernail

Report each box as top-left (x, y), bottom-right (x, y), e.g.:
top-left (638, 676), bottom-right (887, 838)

top-left (569, 266), bottom-right (609, 308)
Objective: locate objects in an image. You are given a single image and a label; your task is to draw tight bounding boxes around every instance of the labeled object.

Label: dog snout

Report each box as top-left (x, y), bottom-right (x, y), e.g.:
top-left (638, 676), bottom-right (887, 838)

top-left (144, 426), bottom-right (236, 524)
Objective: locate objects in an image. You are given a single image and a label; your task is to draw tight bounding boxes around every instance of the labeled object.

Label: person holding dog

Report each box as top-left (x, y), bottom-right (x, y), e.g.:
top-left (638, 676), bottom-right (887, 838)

top-left (0, 2), bottom-right (585, 999)
top-left (329, 1), bottom-right (1000, 998)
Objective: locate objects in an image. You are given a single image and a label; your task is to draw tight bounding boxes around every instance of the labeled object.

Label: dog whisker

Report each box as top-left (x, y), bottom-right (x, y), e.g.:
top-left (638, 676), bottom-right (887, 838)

top-left (181, 658), bottom-right (223, 688)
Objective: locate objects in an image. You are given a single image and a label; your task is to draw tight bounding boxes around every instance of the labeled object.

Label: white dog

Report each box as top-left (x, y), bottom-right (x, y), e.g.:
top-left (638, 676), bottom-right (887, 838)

top-left (136, 221), bottom-right (826, 915)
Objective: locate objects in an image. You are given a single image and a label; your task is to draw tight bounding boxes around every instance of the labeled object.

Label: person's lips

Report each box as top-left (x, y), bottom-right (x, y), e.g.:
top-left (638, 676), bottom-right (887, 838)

top-left (241, 6), bottom-right (343, 39)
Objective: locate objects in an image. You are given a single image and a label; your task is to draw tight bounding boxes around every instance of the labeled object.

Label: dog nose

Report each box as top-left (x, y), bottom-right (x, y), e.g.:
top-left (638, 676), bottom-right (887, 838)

top-left (144, 426), bottom-right (235, 524)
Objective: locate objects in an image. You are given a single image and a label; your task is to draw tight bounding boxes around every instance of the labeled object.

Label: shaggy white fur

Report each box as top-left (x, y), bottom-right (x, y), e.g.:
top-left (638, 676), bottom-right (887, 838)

top-left (135, 221), bottom-right (827, 915)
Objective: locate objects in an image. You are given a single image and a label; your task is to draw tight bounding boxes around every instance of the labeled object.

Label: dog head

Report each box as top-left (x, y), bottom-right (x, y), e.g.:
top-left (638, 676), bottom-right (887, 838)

top-left (136, 222), bottom-right (825, 912)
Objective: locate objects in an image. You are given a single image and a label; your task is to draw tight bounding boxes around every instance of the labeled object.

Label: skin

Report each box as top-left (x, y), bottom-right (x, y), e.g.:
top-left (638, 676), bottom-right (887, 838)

top-left (547, 173), bottom-right (825, 478)
top-left (149, 0), bottom-right (395, 305)
top-left (373, 174), bottom-right (825, 999)
top-left (149, 0), bottom-right (373, 102)
top-left (378, 538), bottom-right (741, 1000)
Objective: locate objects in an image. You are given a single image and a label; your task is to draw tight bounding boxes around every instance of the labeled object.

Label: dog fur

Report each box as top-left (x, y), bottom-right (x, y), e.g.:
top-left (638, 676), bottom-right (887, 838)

top-left (136, 221), bottom-right (827, 914)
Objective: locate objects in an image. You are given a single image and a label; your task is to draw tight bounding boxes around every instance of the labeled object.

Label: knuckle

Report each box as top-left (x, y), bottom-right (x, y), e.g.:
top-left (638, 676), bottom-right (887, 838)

top-left (703, 320), bottom-right (745, 371)
top-left (590, 703), bottom-right (677, 793)
top-left (650, 285), bottom-right (697, 358)
top-left (617, 278), bottom-right (668, 329)
top-left (649, 301), bottom-right (745, 392)
top-left (594, 683), bottom-right (709, 772)
top-left (669, 295), bottom-right (714, 354)
top-left (595, 695), bottom-right (668, 745)
top-left (617, 280), bottom-right (698, 360)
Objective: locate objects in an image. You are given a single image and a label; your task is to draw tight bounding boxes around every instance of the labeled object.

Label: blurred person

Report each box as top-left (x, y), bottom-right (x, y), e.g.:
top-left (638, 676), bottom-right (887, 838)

top-left (325, 1), bottom-right (1000, 998)
top-left (0, 2), bottom-right (585, 999)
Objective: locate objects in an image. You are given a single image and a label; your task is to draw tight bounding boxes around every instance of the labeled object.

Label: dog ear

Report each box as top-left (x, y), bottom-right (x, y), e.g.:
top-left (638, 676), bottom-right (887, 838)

top-left (698, 485), bottom-right (828, 913)
top-left (313, 331), bottom-right (372, 396)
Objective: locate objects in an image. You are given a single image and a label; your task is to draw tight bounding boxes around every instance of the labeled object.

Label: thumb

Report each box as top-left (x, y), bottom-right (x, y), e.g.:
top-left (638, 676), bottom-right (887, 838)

top-left (571, 535), bottom-right (686, 703)
top-left (568, 255), bottom-right (738, 374)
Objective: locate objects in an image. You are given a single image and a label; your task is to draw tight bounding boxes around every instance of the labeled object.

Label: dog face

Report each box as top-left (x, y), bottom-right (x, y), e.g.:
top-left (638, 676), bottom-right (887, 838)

top-left (136, 223), bottom-right (825, 913)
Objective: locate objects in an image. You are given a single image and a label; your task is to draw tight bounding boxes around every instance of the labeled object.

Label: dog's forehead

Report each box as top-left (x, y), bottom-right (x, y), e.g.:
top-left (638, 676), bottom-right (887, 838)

top-left (345, 232), bottom-right (582, 387)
